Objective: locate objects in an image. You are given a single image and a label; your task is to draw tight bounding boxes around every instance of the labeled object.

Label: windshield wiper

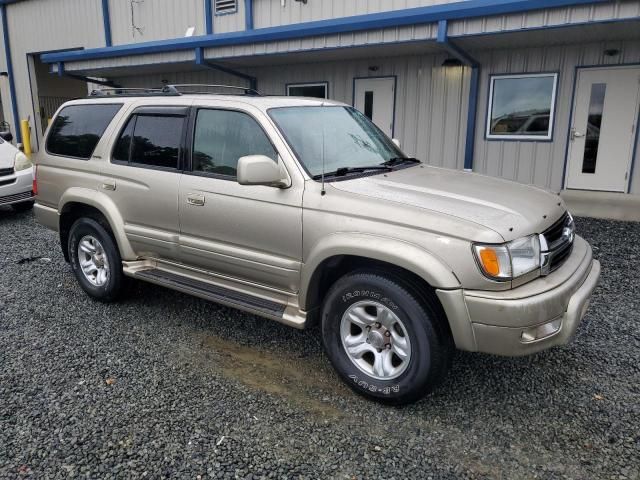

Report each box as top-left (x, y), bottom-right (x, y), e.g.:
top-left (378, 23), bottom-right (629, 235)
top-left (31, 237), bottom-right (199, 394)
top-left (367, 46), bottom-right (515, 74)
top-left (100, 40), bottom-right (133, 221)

top-left (313, 165), bottom-right (393, 180)
top-left (382, 157), bottom-right (421, 166)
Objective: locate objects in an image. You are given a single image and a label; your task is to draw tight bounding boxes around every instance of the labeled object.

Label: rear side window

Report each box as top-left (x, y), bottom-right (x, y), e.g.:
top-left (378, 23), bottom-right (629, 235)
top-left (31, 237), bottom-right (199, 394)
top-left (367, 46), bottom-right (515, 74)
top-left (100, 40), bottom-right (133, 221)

top-left (46, 104), bottom-right (122, 159)
top-left (112, 114), bottom-right (185, 170)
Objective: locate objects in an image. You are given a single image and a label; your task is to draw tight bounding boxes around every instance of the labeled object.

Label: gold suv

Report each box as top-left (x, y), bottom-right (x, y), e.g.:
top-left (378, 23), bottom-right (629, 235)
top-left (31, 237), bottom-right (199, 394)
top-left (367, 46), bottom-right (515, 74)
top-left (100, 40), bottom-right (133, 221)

top-left (35, 85), bottom-right (600, 404)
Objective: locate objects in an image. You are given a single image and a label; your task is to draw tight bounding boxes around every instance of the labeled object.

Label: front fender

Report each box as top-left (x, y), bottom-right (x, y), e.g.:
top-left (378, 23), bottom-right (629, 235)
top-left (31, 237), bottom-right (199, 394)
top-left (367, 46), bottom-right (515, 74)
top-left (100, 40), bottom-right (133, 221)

top-left (59, 188), bottom-right (136, 260)
top-left (300, 232), bottom-right (461, 310)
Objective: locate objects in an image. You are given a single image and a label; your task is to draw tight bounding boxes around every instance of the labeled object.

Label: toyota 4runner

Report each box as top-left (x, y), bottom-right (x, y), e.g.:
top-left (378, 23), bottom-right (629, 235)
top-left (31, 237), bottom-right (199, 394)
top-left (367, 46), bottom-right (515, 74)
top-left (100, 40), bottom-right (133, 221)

top-left (34, 85), bottom-right (600, 404)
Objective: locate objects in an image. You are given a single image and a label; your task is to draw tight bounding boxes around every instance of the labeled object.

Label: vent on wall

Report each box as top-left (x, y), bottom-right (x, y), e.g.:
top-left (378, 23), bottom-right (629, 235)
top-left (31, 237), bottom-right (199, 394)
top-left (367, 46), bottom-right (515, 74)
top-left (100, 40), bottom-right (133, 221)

top-left (215, 0), bottom-right (237, 14)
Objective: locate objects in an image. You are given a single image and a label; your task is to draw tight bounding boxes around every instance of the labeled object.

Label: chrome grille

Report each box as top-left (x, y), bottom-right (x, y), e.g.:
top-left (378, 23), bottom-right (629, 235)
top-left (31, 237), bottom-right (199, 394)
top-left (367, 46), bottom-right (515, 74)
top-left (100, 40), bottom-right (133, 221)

top-left (540, 212), bottom-right (574, 275)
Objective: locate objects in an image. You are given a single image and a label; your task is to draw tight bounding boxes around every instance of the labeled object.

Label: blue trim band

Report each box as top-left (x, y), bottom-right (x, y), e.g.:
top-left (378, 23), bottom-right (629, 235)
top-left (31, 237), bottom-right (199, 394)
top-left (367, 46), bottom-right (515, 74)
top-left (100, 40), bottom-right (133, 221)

top-left (101, 0), bottom-right (112, 47)
top-left (1, 4), bottom-right (20, 143)
top-left (204, 0), bottom-right (213, 35)
top-left (40, 0), bottom-right (607, 64)
top-left (244, 0), bottom-right (253, 30)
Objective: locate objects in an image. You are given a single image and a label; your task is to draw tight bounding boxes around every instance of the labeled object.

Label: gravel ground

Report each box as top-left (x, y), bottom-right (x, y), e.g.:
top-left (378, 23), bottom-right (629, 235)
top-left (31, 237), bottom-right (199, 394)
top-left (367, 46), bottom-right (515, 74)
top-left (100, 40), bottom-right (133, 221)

top-left (0, 209), bottom-right (638, 479)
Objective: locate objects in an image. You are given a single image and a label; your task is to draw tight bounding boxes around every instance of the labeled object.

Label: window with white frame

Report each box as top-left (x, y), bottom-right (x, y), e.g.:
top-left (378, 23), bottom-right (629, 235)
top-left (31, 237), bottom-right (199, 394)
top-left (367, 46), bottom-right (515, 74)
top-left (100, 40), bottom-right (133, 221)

top-left (215, 0), bottom-right (237, 15)
top-left (486, 73), bottom-right (558, 140)
top-left (286, 82), bottom-right (328, 99)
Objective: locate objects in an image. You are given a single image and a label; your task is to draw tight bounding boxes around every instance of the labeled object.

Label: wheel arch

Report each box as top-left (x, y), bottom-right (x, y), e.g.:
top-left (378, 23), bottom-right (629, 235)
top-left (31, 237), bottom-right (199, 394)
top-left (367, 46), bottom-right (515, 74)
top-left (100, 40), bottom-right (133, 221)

top-left (58, 189), bottom-right (135, 262)
top-left (301, 233), bottom-right (461, 314)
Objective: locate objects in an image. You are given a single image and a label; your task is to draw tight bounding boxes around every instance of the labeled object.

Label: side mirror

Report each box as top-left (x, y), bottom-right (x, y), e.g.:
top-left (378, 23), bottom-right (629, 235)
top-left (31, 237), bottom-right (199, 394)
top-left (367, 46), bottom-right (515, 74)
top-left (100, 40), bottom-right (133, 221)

top-left (0, 131), bottom-right (13, 142)
top-left (392, 138), bottom-right (401, 149)
top-left (237, 155), bottom-right (290, 188)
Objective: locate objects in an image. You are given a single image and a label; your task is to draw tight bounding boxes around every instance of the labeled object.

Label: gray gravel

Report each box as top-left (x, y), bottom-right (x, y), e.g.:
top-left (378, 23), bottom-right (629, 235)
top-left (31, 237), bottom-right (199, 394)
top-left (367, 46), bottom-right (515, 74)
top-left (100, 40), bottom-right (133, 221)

top-left (1, 208), bottom-right (639, 479)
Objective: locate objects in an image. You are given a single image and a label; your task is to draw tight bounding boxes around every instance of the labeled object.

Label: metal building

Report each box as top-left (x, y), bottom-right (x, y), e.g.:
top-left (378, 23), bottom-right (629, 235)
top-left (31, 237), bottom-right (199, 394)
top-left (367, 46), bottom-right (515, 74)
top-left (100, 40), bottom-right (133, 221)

top-left (1, 0), bottom-right (639, 213)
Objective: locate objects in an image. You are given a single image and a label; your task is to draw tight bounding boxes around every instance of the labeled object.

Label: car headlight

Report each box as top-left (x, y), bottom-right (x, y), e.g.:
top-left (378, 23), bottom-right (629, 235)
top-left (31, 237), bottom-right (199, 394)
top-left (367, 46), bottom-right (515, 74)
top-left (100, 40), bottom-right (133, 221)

top-left (473, 234), bottom-right (541, 281)
top-left (14, 151), bottom-right (32, 172)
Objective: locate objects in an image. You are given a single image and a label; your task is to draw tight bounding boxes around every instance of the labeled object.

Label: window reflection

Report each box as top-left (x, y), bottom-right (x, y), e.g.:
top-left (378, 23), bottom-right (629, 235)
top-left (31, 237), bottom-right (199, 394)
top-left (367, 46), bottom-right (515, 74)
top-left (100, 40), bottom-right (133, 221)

top-left (488, 74), bottom-right (557, 139)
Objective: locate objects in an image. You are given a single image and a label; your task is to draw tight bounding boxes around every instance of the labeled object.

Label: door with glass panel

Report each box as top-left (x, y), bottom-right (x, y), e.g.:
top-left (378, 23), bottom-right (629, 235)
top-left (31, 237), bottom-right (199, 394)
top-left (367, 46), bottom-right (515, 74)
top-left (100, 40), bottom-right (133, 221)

top-left (354, 77), bottom-right (396, 137)
top-left (566, 67), bottom-right (640, 192)
top-left (178, 107), bottom-right (303, 292)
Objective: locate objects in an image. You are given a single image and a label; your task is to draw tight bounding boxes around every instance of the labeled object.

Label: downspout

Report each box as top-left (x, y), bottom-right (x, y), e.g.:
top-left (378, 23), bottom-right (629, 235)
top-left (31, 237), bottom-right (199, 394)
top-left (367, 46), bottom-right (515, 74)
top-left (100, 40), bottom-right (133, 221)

top-left (194, 47), bottom-right (257, 91)
top-left (204, 0), bottom-right (213, 35)
top-left (101, 0), bottom-right (112, 47)
top-left (244, 0), bottom-right (253, 30)
top-left (1, 4), bottom-right (21, 144)
top-left (437, 20), bottom-right (479, 172)
top-left (55, 62), bottom-right (121, 88)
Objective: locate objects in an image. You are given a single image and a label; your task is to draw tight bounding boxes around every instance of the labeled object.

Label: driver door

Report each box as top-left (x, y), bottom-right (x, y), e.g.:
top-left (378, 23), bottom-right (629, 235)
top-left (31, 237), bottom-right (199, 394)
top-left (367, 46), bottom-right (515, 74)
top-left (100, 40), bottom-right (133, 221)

top-left (178, 105), bottom-right (303, 293)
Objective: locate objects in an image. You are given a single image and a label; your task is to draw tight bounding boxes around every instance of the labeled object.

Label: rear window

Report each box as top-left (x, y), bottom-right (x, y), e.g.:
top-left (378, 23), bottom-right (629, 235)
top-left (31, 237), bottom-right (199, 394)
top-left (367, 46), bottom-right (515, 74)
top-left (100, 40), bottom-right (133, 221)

top-left (46, 104), bottom-right (122, 159)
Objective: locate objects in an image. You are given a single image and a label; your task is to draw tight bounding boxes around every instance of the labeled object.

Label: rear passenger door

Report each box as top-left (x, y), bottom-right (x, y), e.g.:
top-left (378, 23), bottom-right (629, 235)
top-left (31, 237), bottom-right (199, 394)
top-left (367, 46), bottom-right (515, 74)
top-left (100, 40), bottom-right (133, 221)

top-left (178, 106), bottom-right (303, 293)
top-left (102, 105), bottom-right (189, 260)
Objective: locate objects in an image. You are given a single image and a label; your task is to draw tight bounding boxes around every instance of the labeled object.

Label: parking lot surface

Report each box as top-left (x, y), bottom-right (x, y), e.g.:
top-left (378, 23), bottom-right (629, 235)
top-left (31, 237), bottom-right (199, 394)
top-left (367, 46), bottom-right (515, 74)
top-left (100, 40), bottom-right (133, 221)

top-left (1, 210), bottom-right (639, 479)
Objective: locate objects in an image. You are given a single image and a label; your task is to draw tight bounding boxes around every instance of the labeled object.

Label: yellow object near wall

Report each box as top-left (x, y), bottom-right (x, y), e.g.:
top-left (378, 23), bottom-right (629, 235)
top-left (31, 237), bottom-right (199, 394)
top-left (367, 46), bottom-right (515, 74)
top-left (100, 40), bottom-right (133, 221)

top-left (20, 119), bottom-right (31, 157)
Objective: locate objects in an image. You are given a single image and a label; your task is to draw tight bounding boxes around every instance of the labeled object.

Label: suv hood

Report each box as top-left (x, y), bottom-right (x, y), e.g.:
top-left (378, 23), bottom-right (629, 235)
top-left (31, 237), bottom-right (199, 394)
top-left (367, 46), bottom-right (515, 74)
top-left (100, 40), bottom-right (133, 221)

top-left (330, 165), bottom-right (566, 241)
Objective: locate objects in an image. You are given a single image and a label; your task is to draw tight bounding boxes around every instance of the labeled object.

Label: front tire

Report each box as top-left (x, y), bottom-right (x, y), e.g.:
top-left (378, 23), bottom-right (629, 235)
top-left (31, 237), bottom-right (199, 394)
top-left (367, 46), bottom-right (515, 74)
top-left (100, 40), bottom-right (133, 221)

top-left (68, 217), bottom-right (126, 302)
top-left (321, 271), bottom-right (451, 405)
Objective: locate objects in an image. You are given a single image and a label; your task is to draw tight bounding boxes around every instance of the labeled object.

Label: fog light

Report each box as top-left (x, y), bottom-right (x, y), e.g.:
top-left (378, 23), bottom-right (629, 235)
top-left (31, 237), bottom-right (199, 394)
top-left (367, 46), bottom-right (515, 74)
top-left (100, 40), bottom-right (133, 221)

top-left (520, 318), bottom-right (562, 343)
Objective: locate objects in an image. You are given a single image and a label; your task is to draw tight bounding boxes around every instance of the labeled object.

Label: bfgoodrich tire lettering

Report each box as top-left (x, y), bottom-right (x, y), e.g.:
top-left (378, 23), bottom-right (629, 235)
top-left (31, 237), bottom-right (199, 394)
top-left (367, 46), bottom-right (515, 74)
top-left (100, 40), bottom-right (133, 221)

top-left (321, 271), bottom-right (451, 405)
top-left (68, 217), bottom-right (126, 302)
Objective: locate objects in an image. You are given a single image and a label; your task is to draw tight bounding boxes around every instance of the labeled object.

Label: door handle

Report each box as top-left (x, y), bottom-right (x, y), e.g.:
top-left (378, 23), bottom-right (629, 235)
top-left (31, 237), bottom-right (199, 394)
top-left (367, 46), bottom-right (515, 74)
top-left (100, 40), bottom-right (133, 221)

top-left (570, 128), bottom-right (585, 141)
top-left (101, 179), bottom-right (116, 191)
top-left (186, 193), bottom-right (205, 206)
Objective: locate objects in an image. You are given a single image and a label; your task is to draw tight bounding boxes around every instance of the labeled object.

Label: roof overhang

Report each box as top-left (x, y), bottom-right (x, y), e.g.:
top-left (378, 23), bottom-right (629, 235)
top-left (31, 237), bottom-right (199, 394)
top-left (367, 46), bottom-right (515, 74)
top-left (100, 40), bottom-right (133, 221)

top-left (40, 0), bottom-right (609, 65)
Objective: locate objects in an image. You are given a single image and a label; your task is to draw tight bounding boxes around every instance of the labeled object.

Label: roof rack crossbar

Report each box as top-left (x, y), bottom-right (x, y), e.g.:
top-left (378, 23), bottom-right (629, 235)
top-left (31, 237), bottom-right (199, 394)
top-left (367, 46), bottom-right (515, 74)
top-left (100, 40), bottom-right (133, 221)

top-left (167, 84), bottom-right (262, 96)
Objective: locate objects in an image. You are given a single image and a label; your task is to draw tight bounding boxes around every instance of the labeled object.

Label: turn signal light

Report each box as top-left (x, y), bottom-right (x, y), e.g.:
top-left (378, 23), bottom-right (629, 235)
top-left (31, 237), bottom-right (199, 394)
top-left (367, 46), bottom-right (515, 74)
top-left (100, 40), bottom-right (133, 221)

top-left (478, 248), bottom-right (500, 276)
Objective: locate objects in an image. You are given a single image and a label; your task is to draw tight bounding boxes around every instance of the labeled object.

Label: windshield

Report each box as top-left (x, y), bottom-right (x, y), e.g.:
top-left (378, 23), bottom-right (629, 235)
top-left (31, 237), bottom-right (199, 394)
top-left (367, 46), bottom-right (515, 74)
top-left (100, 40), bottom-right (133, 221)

top-left (268, 106), bottom-right (407, 178)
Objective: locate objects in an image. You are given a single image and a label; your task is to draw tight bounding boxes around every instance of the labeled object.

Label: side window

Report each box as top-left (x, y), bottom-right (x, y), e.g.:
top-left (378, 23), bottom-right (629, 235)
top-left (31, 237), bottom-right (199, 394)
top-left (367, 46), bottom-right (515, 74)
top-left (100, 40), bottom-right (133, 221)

top-left (112, 114), bottom-right (184, 169)
top-left (47, 104), bottom-right (122, 159)
top-left (192, 109), bottom-right (277, 177)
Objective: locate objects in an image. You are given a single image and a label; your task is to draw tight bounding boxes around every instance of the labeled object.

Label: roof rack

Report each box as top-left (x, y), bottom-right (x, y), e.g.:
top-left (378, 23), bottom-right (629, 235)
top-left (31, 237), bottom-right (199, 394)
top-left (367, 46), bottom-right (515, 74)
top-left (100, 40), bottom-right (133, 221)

top-left (169, 84), bottom-right (262, 96)
top-left (88, 84), bottom-right (261, 98)
top-left (88, 86), bottom-right (181, 97)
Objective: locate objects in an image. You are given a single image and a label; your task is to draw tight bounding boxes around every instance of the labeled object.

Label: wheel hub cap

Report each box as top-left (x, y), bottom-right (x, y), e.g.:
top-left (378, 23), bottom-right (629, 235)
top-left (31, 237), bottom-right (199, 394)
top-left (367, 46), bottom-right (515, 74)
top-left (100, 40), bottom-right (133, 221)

top-left (77, 235), bottom-right (110, 287)
top-left (340, 300), bottom-right (412, 381)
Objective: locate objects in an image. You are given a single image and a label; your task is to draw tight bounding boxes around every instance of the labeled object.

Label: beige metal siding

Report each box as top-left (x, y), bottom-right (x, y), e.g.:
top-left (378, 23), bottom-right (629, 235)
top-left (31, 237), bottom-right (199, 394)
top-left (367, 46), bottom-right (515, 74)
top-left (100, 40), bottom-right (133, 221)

top-left (448, 0), bottom-right (640, 36)
top-left (108, 0), bottom-right (205, 45)
top-left (214, 0), bottom-right (246, 33)
top-left (206, 23), bottom-right (438, 59)
top-left (252, 0), bottom-right (464, 28)
top-left (472, 39), bottom-right (640, 192)
top-left (5, 0), bottom-right (104, 149)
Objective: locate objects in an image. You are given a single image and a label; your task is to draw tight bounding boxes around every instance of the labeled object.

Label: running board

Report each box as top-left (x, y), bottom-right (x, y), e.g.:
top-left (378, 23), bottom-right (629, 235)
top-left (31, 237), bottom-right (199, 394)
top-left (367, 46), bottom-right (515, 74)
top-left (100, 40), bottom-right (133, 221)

top-left (136, 267), bottom-right (285, 316)
top-left (123, 260), bottom-right (307, 328)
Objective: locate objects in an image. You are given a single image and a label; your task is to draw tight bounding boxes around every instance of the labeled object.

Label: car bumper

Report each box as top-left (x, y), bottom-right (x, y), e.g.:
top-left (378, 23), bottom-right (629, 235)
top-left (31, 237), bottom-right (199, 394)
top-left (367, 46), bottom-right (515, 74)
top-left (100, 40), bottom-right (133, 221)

top-left (0, 166), bottom-right (34, 206)
top-left (438, 235), bottom-right (601, 356)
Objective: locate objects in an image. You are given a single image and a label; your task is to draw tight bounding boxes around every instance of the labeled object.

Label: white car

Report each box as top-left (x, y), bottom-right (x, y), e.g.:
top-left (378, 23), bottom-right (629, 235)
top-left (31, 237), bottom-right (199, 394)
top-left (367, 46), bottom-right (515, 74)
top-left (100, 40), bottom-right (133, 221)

top-left (0, 132), bottom-right (34, 212)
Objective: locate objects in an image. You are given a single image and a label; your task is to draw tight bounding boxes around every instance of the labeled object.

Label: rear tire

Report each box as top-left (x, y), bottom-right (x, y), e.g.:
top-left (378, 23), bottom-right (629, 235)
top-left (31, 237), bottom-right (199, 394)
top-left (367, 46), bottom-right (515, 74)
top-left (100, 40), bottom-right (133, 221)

top-left (321, 271), bottom-right (451, 405)
top-left (11, 200), bottom-right (34, 212)
top-left (68, 217), bottom-right (126, 302)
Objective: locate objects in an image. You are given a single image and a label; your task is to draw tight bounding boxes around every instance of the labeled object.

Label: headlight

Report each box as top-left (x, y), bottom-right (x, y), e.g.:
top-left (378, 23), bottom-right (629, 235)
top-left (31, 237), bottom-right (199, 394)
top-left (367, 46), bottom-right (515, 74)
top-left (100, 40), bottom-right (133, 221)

top-left (14, 151), bottom-right (32, 172)
top-left (473, 234), bottom-right (541, 281)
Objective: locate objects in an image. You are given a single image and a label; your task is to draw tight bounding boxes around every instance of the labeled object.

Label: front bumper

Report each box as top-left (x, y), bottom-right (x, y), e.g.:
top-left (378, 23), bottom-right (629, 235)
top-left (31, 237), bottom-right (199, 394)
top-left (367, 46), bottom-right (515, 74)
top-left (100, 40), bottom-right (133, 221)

top-left (0, 166), bottom-right (34, 206)
top-left (438, 235), bottom-right (601, 356)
